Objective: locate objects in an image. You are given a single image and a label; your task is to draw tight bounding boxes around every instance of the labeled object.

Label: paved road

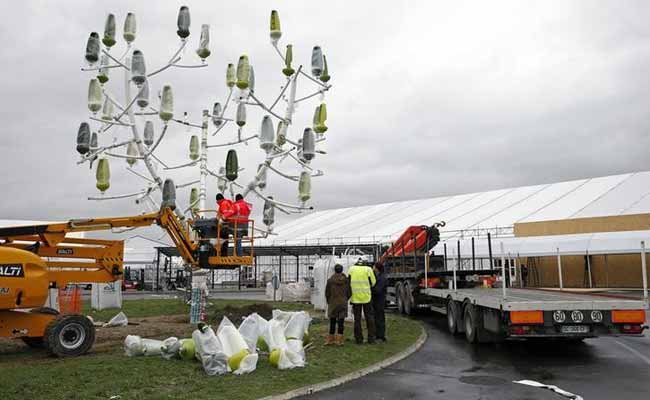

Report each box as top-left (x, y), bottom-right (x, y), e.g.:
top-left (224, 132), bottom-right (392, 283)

top-left (304, 311), bottom-right (650, 400)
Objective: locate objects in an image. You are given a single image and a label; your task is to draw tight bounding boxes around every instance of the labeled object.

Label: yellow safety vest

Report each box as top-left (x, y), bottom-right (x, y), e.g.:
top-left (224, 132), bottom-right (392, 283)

top-left (348, 264), bottom-right (376, 304)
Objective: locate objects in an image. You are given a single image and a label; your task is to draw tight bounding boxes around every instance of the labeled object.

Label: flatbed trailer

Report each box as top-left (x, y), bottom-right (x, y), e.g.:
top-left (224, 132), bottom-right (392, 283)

top-left (382, 224), bottom-right (649, 343)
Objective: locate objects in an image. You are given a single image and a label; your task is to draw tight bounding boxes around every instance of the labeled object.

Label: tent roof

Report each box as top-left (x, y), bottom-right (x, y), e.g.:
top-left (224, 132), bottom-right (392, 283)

top-left (261, 171), bottom-right (650, 246)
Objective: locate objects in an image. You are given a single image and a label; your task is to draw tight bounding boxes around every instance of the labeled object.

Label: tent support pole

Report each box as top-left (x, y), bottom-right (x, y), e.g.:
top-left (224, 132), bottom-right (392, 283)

top-left (641, 241), bottom-right (648, 304)
top-left (557, 247), bottom-right (563, 291)
top-left (586, 250), bottom-right (593, 289)
top-left (500, 242), bottom-right (507, 299)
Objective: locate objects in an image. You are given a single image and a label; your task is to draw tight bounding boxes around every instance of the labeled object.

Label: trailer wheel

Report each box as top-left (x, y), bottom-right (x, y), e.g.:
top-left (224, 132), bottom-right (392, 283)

top-left (447, 300), bottom-right (460, 335)
top-left (44, 314), bottom-right (95, 357)
top-left (402, 282), bottom-right (414, 315)
top-left (464, 304), bottom-right (480, 344)
top-left (395, 282), bottom-right (404, 314)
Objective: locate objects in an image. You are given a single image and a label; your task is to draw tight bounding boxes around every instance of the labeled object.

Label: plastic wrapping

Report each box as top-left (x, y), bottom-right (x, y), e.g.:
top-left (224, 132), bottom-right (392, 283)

top-left (283, 45), bottom-right (295, 76)
top-left (298, 172), bottom-right (311, 202)
top-left (76, 122), bottom-right (90, 155)
top-left (225, 150), bottom-right (238, 181)
top-left (123, 13), bottom-right (136, 43)
top-left (97, 55), bottom-right (110, 84)
top-left (236, 55), bottom-right (250, 89)
top-left (91, 281), bottom-right (122, 310)
top-left (238, 313), bottom-right (263, 353)
top-left (217, 317), bottom-right (257, 374)
top-left (281, 282), bottom-right (311, 303)
top-left (189, 135), bottom-right (199, 160)
top-left (161, 178), bottom-right (177, 210)
top-left (212, 102), bottom-right (222, 127)
top-left (302, 128), bottom-right (315, 161)
top-left (90, 131), bottom-right (98, 150)
top-left (159, 85), bottom-right (174, 122)
top-left (257, 164), bottom-right (267, 189)
top-left (226, 63), bottom-right (236, 88)
top-left (217, 166), bottom-right (227, 192)
top-left (88, 78), bottom-right (102, 113)
top-left (124, 335), bottom-right (163, 356)
top-left (259, 115), bottom-right (275, 151)
top-left (320, 54), bottom-right (331, 82)
top-left (85, 32), bottom-right (100, 64)
top-left (126, 142), bottom-right (138, 166)
top-left (270, 10), bottom-right (282, 41)
top-left (189, 188), bottom-right (199, 212)
top-left (160, 337), bottom-right (181, 360)
top-left (177, 6), bottom-right (191, 39)
top-left (103, 13), bottom-right (116, 48)
top-left (96, 158), bottom-right (110, 192)
top-left (101, 98), bottom-right (113, 121)
top-left (131, 50), bottom-right (146, 86)
top-left (248, 65), bottom-right (256, 93)
top-left (143, 120), bottom-right (154, 146)
top-left (137, 80), bottom-right (149, 109)
top-left (311, 46), bottom-right (324, 77)
top-left (276, 121), bottom-right (287, 146)
top-left (263, 197), bottom-right (275, 227)
top-left (236, 102), bottom-right (246, 127)
top-left (313, 103), bottom-right (328, 134)
top-left (197, 24), bottom-right (211, 59)
top-left (192, 327), bottom-right (228, 375)
top-left (103, 311), bottom-right (128, 327)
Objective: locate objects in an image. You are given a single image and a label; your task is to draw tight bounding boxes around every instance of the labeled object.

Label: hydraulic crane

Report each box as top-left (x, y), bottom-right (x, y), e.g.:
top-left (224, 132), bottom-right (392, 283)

top-left (0, 206), bottom-right (253, 356)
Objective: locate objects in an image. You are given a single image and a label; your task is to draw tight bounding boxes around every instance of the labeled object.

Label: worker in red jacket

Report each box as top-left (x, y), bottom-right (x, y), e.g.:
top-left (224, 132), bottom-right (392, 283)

top-left (216, 193), bottom-right (235, 255)
top-left (233, 194), bottom-right (252, 256)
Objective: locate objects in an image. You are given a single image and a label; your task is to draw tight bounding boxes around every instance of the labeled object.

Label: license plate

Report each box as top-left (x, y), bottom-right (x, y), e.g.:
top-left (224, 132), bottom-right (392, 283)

top-left (561, 325), bottom-right (589, 334)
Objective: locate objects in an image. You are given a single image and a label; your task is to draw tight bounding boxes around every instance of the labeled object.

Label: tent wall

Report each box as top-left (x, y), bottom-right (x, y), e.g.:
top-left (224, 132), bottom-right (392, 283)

top-left (515, 213), bottom-right (650, 237)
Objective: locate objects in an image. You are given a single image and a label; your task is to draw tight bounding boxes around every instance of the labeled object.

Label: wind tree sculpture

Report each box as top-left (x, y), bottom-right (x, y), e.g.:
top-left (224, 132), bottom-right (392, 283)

top-left (76, 6), bottom-right (332, 235)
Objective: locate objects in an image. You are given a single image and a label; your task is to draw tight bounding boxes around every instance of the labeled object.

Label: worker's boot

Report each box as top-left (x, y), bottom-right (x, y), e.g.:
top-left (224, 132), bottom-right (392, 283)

top-left (335, 334), bottom-right (345, 346)
top-left (325, 334), bottom-right (335, 346)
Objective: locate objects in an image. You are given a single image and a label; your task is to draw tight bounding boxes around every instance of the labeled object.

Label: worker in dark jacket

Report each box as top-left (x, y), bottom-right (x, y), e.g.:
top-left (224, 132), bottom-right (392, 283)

top-left (372, 263), bottom-right (388, 342)
top-left (325, 264), bottom-right (352, 346)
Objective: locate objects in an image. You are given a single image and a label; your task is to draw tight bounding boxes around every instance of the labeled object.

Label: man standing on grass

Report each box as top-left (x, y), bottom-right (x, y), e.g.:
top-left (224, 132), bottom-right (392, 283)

top-left (372, 263), bottom-right (388, 342)
top-left (348, 260), bottom-right (377, 344)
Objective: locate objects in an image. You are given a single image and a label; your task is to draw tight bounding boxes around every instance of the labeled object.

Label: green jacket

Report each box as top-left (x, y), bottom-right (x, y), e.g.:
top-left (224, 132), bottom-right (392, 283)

top-left (348, 264), bottom-right (376, 304)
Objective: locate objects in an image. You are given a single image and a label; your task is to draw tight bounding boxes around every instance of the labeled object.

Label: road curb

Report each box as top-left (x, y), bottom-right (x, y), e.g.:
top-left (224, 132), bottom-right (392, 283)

top-left (259, 323), bottom-right (428, 400)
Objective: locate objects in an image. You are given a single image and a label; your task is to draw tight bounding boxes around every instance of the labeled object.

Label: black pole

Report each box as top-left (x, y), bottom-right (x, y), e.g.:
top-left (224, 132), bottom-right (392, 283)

top-left (254, 256), bottom-right (258, 288)
top-left (238, 266), bottom-right (242, 291)
top-left (296, 255), bottom-right (300, 282)
top-left (444, 242), bottom-right (448, 270)
top-left (155, 248), bottom-right (160, 292)
top-left (471, 237), bottom-right (476, 270)
top-left (457, 240), bottom-right (461, 271)
top-left (488, 232), bottom-right (494, 269)
top-left (211, 268), bottom-right (215, 289)
top-left (279, 254), bottom-right (283, 283)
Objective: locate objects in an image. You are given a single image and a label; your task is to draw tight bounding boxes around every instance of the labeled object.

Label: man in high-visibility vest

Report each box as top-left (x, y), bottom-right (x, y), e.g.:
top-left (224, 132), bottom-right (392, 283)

top-left (348, 260), bottom-right (377, 344)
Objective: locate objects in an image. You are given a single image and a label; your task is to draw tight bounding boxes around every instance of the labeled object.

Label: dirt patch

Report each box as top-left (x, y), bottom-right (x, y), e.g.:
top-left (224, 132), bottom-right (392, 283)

top-left (213, 303), bottom-right (273, 324)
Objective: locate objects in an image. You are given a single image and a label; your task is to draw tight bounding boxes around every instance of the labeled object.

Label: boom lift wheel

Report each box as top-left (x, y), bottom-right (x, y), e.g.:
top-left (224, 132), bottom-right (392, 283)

top-left (395, 282), bottom-right (404, 314)
top-left (44, 314), bottom-right (95, 357)
top-left (20, 307), bottom-right (60, 348)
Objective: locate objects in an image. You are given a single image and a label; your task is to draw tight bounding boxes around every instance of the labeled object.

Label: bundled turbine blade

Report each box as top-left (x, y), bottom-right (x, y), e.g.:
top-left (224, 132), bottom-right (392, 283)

top-left (88, 78), bottom-right (102, 114)
top-left (283, 44), bottom-right (295, 76)
top-left (161, 178), bottom-right (177, 210)
top-left (159, 85), bottom-right (174, 122)
top-left (101, 97), bottom-right (113, 121)
top-left (276, 120), bottom-right (287, 146)
top-left (97, 54), bottom-right (110, 84)
top-left (137, 80), bottom-right (149, 108)
top-left (259, 115), bottom-right (275, 152)
top-left (248, 66), bottom-right (255, 94)
top-left (225, 150), bottom-right (238, 181)
top-left (131, 50), bottom-right (146, 86)
top-left (226, 63), bottom-right (236, 88)
top-left (212, 102), bottom-right (222, 127)
top-left (177, 6), bottom-right (191, 39)
top-left (90, 131), bottom-right (98, 150)
top-left (236, 102), bottom-right (246, 127)
top-left (257, 164), bottom-right (267, 189)
top-left (217, 166), bottom-right (227, 192)
top-left (270, 10), bottom-right (281, 41)
top-left (189, 135), bottom-right (199, 160)
top-left (96, 158), bottom-right (111, 192)
top-left (263, 197), bottom-right (275, 227)
top-left (196, 24), bottom-right (210, 60)
top-left (320, 54), bottom-right (331, 83)
top-left (85, 32), bottom-right (100, 64)
top-left (126, 141), bottom-right (138, 166)
top-left (103, 14), bottom-right (117, 48)
top-left (236, 55), bottom-right (250, 89)
top-left (311, 46), bottom-right (323, 77)
top-left (302, 128), bottom-right (315, 161)
top-left (143, 120), bottom-right (155, 146)
top-left (298, 172), bottom-right (311, 202)
top-left (123, 13), bottom-right (136, 43)
top-left (190, 188), bottom-right (199, 212)
top-left (313, 103), bottom-right (328, 134)
top-left (76, 122), bottom-right (91, 155)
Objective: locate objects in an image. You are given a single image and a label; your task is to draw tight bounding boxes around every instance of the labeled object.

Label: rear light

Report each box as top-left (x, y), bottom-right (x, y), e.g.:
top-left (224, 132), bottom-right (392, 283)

top-left (510, 310), bottom-right (544, 325)
top-left (620, 324), bottom-right (644, 334)
top-left (612, 310), bottom-right (646, 324)
top-left (509, 325), bottom-right (532, 335)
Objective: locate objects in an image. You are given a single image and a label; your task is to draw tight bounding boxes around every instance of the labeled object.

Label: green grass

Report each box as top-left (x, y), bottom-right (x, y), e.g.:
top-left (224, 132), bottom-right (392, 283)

top-left (1, 299), bottom-right (423, 400)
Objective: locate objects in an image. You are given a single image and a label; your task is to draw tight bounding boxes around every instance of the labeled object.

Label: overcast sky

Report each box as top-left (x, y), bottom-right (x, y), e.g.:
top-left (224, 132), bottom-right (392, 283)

top-left (2, 0), bottom-right (650, 237)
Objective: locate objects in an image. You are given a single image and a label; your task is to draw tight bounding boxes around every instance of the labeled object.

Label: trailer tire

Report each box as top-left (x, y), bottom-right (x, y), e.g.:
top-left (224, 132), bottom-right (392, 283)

top-left (402, 282), bottom-right (414, 315)
top-left (447, 300), bottom-right (460, 335)
top-left (464, 304), bottom-right (480, 344)
top-left (395, 282), bottom-right (404, 314)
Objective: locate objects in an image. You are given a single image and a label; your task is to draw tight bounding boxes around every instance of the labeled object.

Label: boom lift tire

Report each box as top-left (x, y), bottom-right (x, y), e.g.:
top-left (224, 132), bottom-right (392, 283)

top-left (20, 307), bottom-right (60, 348)
top-left (44, 314), bottom-right (95, 357)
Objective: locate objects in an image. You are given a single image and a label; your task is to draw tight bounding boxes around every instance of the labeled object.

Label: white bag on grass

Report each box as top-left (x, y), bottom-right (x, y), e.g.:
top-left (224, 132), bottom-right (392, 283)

top-left (238, 313), bottom-right (262, 353)
top-left (192, 326), bottom-right (228, 376)
top-left (160, 337), bottom-right (181, 360)
top-left (124, 335), bottom-right (163, 356)
top-left (103, 311), bottom-right (128, 327)
top-left (216, 317), bottom-right (257, 374)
